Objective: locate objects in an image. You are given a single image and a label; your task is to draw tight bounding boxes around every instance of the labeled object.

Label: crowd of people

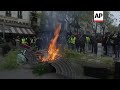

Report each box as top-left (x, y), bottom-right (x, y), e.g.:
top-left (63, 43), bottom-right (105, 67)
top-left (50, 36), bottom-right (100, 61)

top-left (66, 31), bottom-right (120, 58)
top-left (1, 30), bottom-right (120, 59)
top-left (0, 35), bottom-right (45, 56)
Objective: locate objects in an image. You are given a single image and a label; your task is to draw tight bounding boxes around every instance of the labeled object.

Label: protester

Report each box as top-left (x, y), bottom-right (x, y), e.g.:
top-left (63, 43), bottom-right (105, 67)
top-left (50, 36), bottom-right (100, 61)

top-left (75, 35), bottom-right (81, 52)
top-left (1, 40), bottom-right (11, 56)
top-left (69, 35), bottom-right (76, 50)
top-left (80, 35), bottom-right (85, 53)
top-left (36, 37), bottom-right (41, 50)
top-left (26, 36), bottom-right (31, 46)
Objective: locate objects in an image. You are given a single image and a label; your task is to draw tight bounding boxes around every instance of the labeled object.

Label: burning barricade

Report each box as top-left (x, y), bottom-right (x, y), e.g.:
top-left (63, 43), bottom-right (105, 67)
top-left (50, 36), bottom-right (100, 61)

top-left (35, 23), bottom-right (62, 63)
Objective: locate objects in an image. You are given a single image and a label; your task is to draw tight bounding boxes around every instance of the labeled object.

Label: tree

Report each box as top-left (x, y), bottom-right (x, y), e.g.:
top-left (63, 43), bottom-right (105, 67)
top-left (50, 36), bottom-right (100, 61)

top-left (108, 25), bottom-right (118, 33)
top-left (37, 11), bottom-right (115, 35)
top-left (30, 11), bottom-right (39, 34)
top-left (39, 11), bottom-right (47, 32)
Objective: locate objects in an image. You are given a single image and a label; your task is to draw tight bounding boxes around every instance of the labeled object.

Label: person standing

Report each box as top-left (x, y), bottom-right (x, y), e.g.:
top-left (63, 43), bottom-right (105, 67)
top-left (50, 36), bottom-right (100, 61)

top-left (36, 37), bottom-right (41, 50)
top-left (70, 35), bottom-right (76, 50)
top-left (115, 33), bottom-right (120, 58)
top-left (94, 36), bottom-right (98, 55)
top-left (91, 35), bottom-right (94, 53)
top-left (15, 36), bottom-right (20, 49)
top-left (75, 35), bottom-right (81, 52)
top-left (106, 34), bottom-right (113, 57)
top-left (80, 35), bottom-right (85, 53)
top-left (85, 35), bottom-right (90, 53)
top-left (1, 40), bottom-right (11, 56)
top-left (30, 37), bottom-right (33, 47)
top-left (26, 37), bottom-right (31, 46)
top-left (11, 37), bottom-right (16, 50)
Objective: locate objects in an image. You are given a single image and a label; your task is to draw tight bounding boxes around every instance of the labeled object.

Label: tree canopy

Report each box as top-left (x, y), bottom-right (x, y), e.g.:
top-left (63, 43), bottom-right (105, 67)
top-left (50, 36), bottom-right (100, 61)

top-left (38, 11), bottom-right (116, 33)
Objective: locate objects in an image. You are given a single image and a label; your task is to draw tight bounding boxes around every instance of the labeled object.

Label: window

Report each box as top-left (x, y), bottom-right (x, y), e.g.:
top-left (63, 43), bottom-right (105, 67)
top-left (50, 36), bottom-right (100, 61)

top-left (18, 11), bottom-right (22, 19)
top-left (6, 11), bottom-right (11, 17)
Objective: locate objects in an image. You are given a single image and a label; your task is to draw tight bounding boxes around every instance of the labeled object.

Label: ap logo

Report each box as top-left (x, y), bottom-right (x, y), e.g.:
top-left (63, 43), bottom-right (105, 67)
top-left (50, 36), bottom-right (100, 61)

top-left (94, 11), bottom-right (103, 22)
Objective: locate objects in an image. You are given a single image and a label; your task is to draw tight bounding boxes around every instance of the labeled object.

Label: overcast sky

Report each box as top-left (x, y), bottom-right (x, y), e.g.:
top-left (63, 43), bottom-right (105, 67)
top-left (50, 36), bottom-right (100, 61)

top-left (110, 11), bottom-right (120, 26)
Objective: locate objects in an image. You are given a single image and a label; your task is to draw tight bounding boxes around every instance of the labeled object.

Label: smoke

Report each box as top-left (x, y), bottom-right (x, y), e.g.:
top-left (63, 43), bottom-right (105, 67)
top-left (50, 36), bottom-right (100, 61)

top-left (39, 11), bottom-right (69, 49)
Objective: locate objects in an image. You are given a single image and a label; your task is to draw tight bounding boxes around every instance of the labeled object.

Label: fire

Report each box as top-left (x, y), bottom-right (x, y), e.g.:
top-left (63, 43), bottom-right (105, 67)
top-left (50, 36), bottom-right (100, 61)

top-left (41, 23), bottom-right (61, 62)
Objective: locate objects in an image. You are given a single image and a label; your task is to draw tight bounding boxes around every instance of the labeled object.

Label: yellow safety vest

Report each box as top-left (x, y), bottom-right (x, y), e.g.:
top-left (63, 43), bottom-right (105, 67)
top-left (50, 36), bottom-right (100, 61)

top-left (86, 37), bottom-right (90, 44)
top-left (70, 37), bottom-right (76, 44)
top-left (22, 38), bottom-right (26, 44)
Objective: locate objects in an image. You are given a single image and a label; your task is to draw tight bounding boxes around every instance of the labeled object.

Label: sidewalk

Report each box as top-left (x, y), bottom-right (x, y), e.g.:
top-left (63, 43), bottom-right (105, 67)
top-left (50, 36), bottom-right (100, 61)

top-left (0, 64), bottom-right (40, 79)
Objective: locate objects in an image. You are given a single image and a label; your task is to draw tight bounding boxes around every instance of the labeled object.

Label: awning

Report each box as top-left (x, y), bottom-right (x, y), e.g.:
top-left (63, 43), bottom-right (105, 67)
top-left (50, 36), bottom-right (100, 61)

top-left (21, 28), bottom-right (28, 34)
top-left (10, 27), bottom-right (17, 33)
top-left (0, 25), bottom-right (35, 35)
top-left (0, 25), bottom-right (10, 33)
top-left (16, 27), bottom-right (23, 34)
top-left (4, 26), bottom-right (10, 33)
top-left (26, 28), bottom-right (34, 34)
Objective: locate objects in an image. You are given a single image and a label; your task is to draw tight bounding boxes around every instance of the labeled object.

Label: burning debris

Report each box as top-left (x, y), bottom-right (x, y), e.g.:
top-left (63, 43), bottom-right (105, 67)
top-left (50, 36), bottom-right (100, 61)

top-left (39, 23), bottom-right (62, 62)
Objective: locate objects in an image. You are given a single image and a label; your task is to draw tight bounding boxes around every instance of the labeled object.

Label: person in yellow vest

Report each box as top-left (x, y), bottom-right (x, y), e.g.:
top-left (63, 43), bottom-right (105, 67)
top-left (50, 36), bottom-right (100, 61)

top-left (70, 35), bottom-right (76, 50)
top-left (85, 36), bottom-right (90, 52)
top-left (22, 37), bottom-right (28, 46)
top-left (86, 36), bottom-right (90, 44)
top-left (21, 38), bottom-right (24, 45)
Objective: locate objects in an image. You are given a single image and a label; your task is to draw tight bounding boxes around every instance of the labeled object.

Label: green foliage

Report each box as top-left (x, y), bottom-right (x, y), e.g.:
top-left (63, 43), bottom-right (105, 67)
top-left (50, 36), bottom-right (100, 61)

top-left (0, 50), bottom-right (19, 70)
top-left (61, 48), bottom-right (87, 61)
top-left (32, 62), bottom-right (50, 76)
top-left (98, 56), bottom-right (114, 66)
top-left (61, 47), bottom-right (114, 68)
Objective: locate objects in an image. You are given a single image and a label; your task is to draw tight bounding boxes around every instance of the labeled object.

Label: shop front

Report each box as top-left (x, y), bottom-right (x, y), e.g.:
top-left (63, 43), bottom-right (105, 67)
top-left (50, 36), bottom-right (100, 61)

top-left (0, 16), bottom-right (35, 40)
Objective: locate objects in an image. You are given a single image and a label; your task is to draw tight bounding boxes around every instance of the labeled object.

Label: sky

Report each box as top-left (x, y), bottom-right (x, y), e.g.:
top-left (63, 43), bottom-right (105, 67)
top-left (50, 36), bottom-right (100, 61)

top-left (110, 11), bottom-right (120, 26)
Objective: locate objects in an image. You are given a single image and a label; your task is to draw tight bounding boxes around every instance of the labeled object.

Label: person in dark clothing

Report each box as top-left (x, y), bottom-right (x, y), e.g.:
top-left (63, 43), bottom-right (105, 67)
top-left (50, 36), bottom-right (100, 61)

top-left (112, 34), bottom-right (116, 55)
top-left (36, 37), bottom-right (41, 50)
top-left (102, 35), bottom-right (106, 55)
top-left (106, 34), bottom-right (114, 57)
top-left (114, 35), bottom-right (117, 57)
top-left (115, 33), bottom-right (120, 58)
top-left (1, 40), bottom-right (11, 56)
top-left (104, 35), bottom-right (108, 55)
top-left (94, 38), bottom-right (98, 55)
top-left (80, 35), bottom-right (85, 53)
top-left (11, 38), bottom-right (16, 46)
top-left (75, 35), bottom-right (81, 52)
top-left (26, 37), bottom-right (31, 46)
top-left (91, 36), bottom-right (94, 53)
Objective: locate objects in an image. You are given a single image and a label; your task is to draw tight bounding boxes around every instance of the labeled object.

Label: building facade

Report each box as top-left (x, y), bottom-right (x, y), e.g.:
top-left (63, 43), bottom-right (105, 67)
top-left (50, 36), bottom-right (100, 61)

top-left (0, 11), bottom-right (41, 39)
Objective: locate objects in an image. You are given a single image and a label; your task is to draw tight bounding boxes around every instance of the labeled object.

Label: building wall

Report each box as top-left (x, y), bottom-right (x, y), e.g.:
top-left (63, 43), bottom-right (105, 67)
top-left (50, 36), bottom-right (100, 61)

top-left (0, 11), bottom-right (31, 23)
top-left (0, 11), bottom-right (5, 16)
top-left (22, 11), bottom-right (30, 22)
top-left (11, 11), bottom-right (17, 18)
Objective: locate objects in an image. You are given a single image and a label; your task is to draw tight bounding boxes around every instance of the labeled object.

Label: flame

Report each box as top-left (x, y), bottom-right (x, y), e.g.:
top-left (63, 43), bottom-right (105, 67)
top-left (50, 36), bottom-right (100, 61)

top-left (41, 23), bottom-right (61, 62)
